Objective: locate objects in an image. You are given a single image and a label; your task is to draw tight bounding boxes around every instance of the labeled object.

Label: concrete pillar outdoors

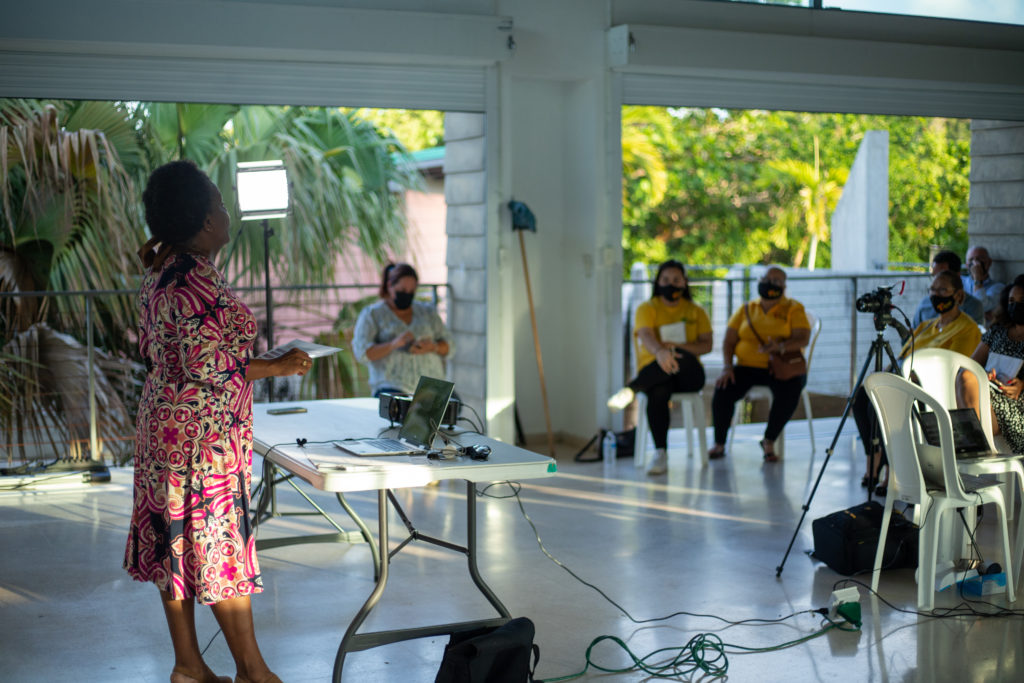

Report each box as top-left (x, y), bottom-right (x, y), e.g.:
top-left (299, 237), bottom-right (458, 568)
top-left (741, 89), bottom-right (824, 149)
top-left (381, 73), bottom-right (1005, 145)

top-left (443, 113), bottom-right (489, 426)
top-left (969, 121), bottom-right (1024, 282)
top-left (831, 130), bottom-right (889, 271)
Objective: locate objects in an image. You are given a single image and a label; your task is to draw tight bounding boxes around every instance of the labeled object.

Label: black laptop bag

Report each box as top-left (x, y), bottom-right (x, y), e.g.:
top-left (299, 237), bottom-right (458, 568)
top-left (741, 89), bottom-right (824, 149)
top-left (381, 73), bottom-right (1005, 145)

top-left (435, 617), bottom-right (540, 683)
top-left (812, 501), bottom-right (918, 576)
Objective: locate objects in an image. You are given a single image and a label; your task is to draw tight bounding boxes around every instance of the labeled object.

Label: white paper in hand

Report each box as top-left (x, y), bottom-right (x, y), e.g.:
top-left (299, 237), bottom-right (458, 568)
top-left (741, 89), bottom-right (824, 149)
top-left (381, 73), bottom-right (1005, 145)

top-left (259, 339), bottom-right (342, 360)
top-left (986, 352), bottom-right (1023, 382)
top-left (658, 321), bottom-right (688, 345)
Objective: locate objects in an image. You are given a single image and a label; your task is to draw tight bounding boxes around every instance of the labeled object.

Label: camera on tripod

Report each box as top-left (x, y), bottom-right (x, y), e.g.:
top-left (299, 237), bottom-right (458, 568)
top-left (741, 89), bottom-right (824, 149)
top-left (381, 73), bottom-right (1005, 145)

top-left (855, 285), bottom-right (896, 331)
top-left (855, 285), bottom-right (893, 314)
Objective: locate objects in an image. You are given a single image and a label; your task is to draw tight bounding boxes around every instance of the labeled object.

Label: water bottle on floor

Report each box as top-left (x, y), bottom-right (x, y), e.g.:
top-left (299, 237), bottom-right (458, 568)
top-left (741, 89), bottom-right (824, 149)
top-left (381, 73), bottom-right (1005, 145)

top-left (602, 430), bottom-right (617, 465)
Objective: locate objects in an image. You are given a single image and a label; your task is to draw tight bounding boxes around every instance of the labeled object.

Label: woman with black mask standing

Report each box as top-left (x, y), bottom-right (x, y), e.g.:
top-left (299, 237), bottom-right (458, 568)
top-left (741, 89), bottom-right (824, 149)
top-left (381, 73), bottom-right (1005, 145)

top-left (352, 262), bottom-right (454, 397)
top-left (958, 274), bottom-right (1024, 454)
top-left (607, 260), bottom-right (712, 475)
top-left (709, 266), bottom-right (810, 462)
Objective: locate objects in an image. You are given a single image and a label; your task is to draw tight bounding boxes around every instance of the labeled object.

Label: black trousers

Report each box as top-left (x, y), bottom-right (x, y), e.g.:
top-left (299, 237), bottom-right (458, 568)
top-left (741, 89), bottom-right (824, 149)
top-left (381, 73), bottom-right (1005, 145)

top-left (711, 366), bottom-right (807, 445)
top-left (852, 385), bottom-right (888, 466)
top-left (629, 351), bottom-right (705, 450)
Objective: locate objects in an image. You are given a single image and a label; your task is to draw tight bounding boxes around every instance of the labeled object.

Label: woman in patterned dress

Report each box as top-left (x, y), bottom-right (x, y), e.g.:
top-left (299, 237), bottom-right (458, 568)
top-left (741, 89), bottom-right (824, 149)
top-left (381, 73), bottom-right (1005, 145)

top-left (351, 262), bottom-right (453, 396)
top-left (958, 275), bottom-right (1024, 453)
top-left (124, 161), bottom-right (311, 683)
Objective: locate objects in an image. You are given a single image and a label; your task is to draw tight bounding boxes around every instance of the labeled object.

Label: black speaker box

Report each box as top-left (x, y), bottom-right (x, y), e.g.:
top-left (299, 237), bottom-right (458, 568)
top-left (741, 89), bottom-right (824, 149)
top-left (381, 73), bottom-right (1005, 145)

top-left (812, 501), bottom-right (918, 576)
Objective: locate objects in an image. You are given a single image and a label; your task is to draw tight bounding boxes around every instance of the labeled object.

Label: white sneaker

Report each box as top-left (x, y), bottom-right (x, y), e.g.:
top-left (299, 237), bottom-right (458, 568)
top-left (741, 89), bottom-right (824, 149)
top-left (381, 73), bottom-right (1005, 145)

top-left (607, 387), bottom-right (635, 411)
top-left (646, 449), bottom-right (668, 475)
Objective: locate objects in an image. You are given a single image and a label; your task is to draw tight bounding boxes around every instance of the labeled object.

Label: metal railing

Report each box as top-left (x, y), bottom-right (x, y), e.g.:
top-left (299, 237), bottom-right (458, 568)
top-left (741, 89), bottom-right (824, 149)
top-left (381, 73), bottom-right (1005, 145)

top-left (3, 269), bottom-right (931, 467)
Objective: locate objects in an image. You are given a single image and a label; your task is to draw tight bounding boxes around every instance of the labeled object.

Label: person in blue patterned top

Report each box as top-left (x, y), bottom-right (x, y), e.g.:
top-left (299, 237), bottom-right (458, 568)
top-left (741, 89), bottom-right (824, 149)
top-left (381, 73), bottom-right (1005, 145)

top-left (352, 263), bottom-right (454, 396)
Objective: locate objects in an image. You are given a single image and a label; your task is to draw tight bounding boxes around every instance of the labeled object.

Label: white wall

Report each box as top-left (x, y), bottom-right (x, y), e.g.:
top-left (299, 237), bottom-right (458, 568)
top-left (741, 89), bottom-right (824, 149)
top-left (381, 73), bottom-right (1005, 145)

top-left (832, 131), bottom-right (889, 272)
top-left (969, 121), bottom-right (1024, 283)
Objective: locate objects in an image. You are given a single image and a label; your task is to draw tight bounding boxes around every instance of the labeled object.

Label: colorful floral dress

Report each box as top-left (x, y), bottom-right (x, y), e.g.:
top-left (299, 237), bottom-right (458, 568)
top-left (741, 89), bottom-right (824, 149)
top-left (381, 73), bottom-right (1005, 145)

top-left (124, 252), bottom-right (261, 604)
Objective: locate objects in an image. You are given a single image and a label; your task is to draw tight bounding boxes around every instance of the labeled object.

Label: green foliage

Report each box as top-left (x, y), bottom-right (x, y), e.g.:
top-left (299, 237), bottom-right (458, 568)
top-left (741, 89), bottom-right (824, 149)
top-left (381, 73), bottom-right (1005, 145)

top-left (622, 108), bottom-right (971, 273)
top-left (348, 108), bottom-right (445, 152)
top-left (0, 99), bottom-right (146, 348)
top-left (131, 104), bottom-right (420, 288)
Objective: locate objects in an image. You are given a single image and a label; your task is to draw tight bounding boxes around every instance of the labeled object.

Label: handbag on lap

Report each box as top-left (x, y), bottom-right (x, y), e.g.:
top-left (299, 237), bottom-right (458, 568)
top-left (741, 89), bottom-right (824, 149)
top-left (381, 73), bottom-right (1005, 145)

top-left (744, 303), bottom-right (808, 380)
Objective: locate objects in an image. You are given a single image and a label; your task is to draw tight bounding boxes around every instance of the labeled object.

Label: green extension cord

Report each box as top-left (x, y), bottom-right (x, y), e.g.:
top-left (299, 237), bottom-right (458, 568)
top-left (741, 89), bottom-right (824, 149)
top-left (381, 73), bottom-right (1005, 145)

top-left (539, 620), bottom-right (857, 681)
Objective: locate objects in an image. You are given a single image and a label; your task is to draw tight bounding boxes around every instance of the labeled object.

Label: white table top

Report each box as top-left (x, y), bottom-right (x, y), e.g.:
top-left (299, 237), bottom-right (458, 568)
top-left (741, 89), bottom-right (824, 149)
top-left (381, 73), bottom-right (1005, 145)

top-left (252, 398), bottom-right (557, 493)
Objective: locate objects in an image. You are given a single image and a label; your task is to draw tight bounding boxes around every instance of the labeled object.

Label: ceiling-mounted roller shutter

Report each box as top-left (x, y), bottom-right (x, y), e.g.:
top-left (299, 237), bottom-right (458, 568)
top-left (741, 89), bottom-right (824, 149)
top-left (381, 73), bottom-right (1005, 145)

top-left (610, 23), bottom-right (1024, 121)
top-left (0, 3), bottom-right (508, 112)
top-left (0, 51), bottom-right (488, 112)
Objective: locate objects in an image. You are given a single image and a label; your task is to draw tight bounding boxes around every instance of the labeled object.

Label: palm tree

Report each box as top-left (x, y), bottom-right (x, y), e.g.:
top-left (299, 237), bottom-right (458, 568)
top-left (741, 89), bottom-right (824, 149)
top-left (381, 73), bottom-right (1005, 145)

top-left (138, 103), bottom-right (418, 287)
top-left (763, 135), bottom-right (848, 270)
top-left (1, 99), bottom-right (145, 464)
top-left (1, 99), bottom-right (422, 464)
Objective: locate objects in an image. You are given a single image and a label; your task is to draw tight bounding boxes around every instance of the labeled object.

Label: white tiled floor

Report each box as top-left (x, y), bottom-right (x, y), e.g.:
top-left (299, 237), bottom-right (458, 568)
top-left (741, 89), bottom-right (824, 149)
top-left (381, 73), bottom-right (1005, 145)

top-left (1, 417), bottom-right (1021, 682)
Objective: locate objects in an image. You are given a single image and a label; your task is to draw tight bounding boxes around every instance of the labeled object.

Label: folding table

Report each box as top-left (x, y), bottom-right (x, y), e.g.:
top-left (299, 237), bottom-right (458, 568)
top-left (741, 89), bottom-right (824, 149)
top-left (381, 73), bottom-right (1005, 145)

top-left (251, 398), bottom-right (556, 682)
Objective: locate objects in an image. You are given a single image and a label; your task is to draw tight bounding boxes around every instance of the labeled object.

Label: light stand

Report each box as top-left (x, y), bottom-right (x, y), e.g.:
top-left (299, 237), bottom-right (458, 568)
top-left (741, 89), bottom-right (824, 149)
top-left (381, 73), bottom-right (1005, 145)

top-left (235, 160), bottom-right (290, 402)
top-left (775, 297), bottom-right (903, 577)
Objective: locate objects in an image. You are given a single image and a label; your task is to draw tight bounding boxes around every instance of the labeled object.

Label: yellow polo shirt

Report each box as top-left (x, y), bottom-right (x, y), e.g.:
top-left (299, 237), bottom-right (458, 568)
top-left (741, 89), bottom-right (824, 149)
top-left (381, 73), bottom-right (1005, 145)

top-left (727, 297), bottom-right (810, 369)
top-left (634, 297), bottom-right (712, 369)
top-left (899, 311), bottom-right (980, 360)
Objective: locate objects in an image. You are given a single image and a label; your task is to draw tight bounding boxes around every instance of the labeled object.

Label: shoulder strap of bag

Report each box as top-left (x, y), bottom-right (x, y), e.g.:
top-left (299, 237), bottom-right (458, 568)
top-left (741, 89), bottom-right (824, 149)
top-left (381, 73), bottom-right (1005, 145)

top-left (744, 302), bottom-right (768, 347)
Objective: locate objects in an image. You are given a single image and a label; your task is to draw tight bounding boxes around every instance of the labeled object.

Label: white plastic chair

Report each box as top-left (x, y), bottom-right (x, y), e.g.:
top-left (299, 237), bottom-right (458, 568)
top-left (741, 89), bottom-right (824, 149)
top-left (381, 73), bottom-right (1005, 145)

top-left (633, 390), bottom-right (708, 471)
top-left (727, 312), bottom-right (822, 456)
top-left (863, 373), bottom-right (1016, 610)
top-left (902, 348), bottom-right (1024, 527)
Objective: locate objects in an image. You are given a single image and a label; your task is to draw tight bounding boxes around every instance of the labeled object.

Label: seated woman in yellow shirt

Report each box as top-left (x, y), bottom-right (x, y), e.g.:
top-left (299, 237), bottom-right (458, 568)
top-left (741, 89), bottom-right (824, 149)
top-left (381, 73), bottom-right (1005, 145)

top-left (711, 267), bottom-right (811, 462)
top-left (608, 260), bottom-right (712, 475)
top-left (854, 269), bottom-right (981, 494)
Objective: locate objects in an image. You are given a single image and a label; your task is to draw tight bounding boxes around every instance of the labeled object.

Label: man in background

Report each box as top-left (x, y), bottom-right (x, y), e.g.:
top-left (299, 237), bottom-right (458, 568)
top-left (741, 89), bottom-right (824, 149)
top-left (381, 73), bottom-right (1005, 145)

top-left (911, 250), bottom-right (984, 326)
top-left (963, 245), bottom-right (1004, 324)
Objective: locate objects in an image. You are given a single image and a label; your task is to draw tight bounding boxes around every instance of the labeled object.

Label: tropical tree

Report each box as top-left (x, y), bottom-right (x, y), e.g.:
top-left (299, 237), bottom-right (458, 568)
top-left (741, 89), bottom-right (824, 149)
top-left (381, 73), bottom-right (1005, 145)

top-left (137, 103), bottom-right (419, 288)
top-left (1, 99), bottom-right (145, 463)
top-left (1, 99), bottom-right (423, 463)
top-left (762, 135), bottom-right (848, 270)
top-left (350, 108), bottom-right (445, 152)
top-left (621, 107), bottom-right (971, 272)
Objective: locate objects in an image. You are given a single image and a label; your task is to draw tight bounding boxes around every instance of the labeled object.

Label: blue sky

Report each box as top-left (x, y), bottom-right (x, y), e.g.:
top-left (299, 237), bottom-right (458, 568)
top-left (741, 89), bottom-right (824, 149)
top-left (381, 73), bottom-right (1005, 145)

top-left (828, 0), bottom-right (1024, 25)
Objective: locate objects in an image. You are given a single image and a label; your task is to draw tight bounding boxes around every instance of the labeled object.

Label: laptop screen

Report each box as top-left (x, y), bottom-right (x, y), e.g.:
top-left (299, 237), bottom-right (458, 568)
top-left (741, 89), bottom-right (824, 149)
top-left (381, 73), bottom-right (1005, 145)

top-left (397, 376), bottom-right (455, 449)
top-left (915, 408), bottom-right (990, 454)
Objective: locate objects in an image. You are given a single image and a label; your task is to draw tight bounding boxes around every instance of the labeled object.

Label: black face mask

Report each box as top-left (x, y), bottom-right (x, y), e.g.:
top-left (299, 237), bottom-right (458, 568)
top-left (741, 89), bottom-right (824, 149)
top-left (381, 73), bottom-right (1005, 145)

top-left (1008, 302), bottom-right (1024, 325)
top-left (393, 291), bottom-right (415, 310)
top-left (758, 281), bottom-right (783, 300)
top-left (930, 294), bottom-right (957, 314)
top-left (655, 284), bottom-right (684, 302)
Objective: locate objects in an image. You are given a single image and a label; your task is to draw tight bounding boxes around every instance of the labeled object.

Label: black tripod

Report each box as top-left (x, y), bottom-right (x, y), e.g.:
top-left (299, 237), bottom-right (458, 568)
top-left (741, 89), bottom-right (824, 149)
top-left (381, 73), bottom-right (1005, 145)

top-left (776, 309), bottom-right (903, 577)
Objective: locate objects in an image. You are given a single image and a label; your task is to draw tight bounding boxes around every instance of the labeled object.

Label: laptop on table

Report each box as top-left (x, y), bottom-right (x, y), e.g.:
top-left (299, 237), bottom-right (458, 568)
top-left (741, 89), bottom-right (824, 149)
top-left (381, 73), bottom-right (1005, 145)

top-left (335, 376), bottom-right (455, 456)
